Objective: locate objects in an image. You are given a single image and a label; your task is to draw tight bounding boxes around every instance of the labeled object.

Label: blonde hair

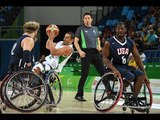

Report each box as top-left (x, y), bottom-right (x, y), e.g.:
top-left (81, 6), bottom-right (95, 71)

top-left (23, 21), bottom-right (40, 33)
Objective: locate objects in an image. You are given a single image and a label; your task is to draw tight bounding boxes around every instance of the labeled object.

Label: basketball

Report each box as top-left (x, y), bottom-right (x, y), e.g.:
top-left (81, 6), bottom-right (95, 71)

top-left (46, 24), bottom-right (59, 37)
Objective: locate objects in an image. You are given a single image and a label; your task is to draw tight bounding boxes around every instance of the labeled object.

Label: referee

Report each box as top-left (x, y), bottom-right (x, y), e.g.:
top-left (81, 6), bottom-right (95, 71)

top-left (74, 12), bottom-right (105, 102)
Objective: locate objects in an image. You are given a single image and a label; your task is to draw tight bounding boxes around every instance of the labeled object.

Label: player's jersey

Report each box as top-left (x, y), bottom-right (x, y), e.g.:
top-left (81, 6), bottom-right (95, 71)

top-left (9, 34), bottom-right (34, 68)
top-left (43, 41), bottom-right (73, 72)
top-left (108, 36), bottom-right (133, 66)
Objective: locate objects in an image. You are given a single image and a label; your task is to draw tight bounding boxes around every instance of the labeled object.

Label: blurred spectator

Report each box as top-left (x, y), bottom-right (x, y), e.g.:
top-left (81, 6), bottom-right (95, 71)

top-left (157, 29), bottom-right (160, 44)
top-left (134, 13), bottom-right (143, 23)
top-left (134, 32), bottom-right (145, 53)
top-left (143, 17), bottom-right (151, 29)
top-left (0, 6), bottom-right (7, 15)
top-left (140, 26), bottom-right (148, 44)
top-left (144, 28), bottom-right (158, 49)
top-left (103, 26), bottom-right (113, 40)
top-left (155, 17), bottom-right (160, 30)
top-left (127, 27), bottom-right (135, 39)
top-left (99, 31), bottom-right (107, 48)
top-left (0, 6), bottom-right (7, 25)
top-left (148, 6), bottom-right (157, 17)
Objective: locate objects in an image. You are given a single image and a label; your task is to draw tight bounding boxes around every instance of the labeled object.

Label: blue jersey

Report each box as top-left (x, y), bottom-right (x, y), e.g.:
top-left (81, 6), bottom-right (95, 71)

top-left (108, 36), bottom-right (133, 66)
top-left (9, 34), bottom-right (34, 68)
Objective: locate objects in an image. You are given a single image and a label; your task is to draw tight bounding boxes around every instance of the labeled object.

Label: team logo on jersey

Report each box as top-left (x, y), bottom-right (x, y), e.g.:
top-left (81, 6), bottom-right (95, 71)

top-left (117, 48), bottom-right (129, 55)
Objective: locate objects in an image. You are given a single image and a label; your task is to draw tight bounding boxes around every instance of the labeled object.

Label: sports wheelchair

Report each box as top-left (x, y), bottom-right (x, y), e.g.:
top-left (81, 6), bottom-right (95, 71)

top-left (0, 70), bottom-right (47, 113)
top-left (43, 69), bottom-right (62, 112)
top-left (93, 70), bottom-right (152, 114)
top-left (0, 69), bottom-right (62, 113)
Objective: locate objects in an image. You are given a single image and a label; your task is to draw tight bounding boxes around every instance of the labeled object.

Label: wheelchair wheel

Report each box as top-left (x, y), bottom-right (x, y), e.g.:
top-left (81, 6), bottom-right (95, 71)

top-left (45, 70), bottom-right (62, 106)
top-left (94, 72), bottom-right (123, 112)
top-left (0, 75), bottom-right (10, 102)
top-left (0, 74), bottom-right (16, 110)
top-left (134, 81), bottom-right (152, 113)
top-left (4, 70), bottom-right (47, 112)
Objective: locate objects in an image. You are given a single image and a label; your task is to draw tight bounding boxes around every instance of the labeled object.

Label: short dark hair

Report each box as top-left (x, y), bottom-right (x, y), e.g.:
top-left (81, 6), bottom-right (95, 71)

top-left (115, 22), bottom-right (126, 28)
top-left (67, 31), bottom-right (75, 39)
top-left (83, 12), bottom-right (93, 18)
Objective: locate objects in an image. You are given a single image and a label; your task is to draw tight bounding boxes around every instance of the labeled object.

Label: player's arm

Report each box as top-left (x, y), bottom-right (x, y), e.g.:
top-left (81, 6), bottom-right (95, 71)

top-left (102, 41), bottom-right (121, 79)
top-left (46, 40), bottom-right (56, 50)
top-left (46, 39), bottom-right (51, 49)
top-left (102, 41), bottom-right (113, 69)
top-left (50, 46), bottom-right (72, 56)
top-left (46, 31), bottom-right (72, 56)
top-left (21, 37), bottom-right (34, 67)
top-left (46, 31), bottom-right (57, 49)
top-left (132, 41), bottom-right (150, 84)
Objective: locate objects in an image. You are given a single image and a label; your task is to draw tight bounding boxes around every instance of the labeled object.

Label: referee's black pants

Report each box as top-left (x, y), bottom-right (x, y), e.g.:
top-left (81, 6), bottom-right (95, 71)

top-left (77, 49), bottom-right (105, 97)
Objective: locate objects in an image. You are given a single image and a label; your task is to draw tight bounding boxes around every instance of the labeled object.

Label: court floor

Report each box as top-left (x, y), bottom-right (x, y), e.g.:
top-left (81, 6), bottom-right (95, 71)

top-left (2, 90), bottom-right (160, 114)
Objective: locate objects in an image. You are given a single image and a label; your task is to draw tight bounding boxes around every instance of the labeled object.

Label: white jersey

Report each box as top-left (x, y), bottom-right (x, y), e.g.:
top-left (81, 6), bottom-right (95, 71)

top-left (33, 41), bottom-right (73, 73)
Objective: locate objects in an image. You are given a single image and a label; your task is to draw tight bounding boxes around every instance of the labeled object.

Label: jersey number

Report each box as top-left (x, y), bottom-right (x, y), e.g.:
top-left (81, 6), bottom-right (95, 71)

top-left (122, 56), bottom-right (126, 64)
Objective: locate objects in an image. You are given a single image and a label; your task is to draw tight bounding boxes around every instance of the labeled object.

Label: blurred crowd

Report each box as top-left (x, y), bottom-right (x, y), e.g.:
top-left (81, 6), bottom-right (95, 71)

top-left (100, 6), bottom-right (160, 52)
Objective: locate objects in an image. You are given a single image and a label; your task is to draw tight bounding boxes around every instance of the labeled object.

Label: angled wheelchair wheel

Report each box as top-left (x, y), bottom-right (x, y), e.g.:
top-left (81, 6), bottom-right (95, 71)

top-left (45, 70), bottom-right (62, 106)
top-left (0, 75), bottom-right (10, 105)
top-left (94, 72), bottom-right (123, 112)
top-left (0, 74), bottom-right (16, 110)
top-left (134, 81), bottom-right (152, 113)
top-left (4, 70), bottom-right (47, 112)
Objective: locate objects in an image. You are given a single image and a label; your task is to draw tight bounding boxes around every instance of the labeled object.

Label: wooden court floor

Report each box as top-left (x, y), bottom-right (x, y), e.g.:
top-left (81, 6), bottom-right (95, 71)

top-left (2, 90), bottom-right (160, 114)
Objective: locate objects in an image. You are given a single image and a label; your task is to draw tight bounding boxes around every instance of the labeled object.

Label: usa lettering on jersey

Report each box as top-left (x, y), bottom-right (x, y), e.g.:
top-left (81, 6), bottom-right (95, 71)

top-left (117, 48), bottom-right (129, 55)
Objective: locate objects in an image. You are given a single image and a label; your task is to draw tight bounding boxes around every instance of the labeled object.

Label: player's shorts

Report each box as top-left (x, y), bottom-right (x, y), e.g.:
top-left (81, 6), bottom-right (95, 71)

top-left (114, 65), bottom-right (144, 82)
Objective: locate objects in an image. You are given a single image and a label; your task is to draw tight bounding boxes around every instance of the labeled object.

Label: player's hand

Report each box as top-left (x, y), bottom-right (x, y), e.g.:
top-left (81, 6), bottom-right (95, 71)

top-left (144, 78), bottom-right (150, 85)
top-left (112, 69), bottom-right (122, 80)
top-left (48, 31), bottom-right (57, 41)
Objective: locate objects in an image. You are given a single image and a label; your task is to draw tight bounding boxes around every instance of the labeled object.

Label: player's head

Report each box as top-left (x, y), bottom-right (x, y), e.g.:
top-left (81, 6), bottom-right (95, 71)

top-left (63, 31), bottom-right (75, 45)
top-left (115, 22), bottom-right (127, 38)
top-left (23, 21), bottom-right (40, 33)
top-left (23, 21), bottom-right (40, 40)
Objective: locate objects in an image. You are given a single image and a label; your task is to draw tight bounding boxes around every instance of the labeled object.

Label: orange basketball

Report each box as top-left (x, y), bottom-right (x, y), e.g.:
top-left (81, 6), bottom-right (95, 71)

top-left (46, 24), bottom-right (59, 37)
